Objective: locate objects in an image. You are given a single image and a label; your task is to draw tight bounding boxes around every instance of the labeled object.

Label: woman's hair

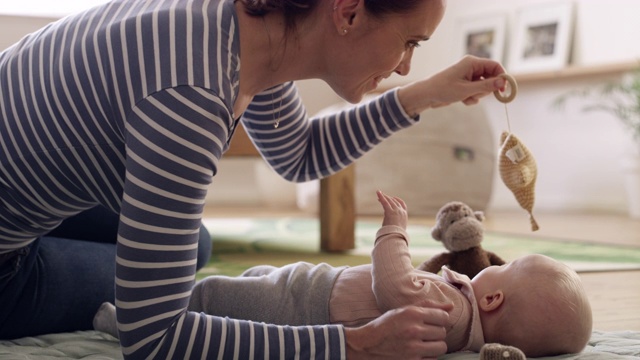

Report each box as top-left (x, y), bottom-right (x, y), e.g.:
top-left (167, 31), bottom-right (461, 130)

top-left (239, 0), bottom-right (426, 34)
top-left (364, 0), bottom-right (427, 18)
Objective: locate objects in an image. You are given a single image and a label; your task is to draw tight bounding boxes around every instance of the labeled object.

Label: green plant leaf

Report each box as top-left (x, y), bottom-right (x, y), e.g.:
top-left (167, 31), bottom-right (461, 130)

top-left (552, 65), bottom-right (640, 144)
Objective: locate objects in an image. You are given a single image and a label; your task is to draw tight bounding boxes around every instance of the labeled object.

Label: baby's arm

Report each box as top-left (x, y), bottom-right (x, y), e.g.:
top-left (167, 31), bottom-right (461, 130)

top-left (372, 192), bottom-right (453, 312)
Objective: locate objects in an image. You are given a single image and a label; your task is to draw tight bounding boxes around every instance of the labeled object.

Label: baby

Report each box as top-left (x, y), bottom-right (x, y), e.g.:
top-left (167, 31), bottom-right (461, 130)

top-left (95, 191), bottom-right (592, 357)
top-left (471, 251), bottom-right (592, 357)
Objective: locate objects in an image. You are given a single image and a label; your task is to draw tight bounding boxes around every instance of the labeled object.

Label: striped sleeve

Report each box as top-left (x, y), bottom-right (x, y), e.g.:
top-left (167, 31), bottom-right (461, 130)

top-left (240, 82), bottom-right (419, 182)
top-left (116, 86), bottom-right (345, 359)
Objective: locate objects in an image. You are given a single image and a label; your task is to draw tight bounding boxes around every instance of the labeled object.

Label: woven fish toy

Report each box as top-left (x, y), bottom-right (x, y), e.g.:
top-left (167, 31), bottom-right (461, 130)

top-left (498, 131), bottom-right (539, 231)
top-left (494, 74), bottom-right (540, 231)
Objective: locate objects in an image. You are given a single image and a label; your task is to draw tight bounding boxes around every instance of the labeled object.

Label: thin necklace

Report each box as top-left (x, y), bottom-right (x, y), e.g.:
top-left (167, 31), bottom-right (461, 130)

top-left (272, 87), bottom-right (282, 129)
top-left (262, 16), bottom-right (283, 129)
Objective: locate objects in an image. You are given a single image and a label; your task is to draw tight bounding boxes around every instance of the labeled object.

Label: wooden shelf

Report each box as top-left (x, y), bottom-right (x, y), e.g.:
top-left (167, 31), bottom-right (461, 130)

top-left (514, 61), bottom-right (638, 83)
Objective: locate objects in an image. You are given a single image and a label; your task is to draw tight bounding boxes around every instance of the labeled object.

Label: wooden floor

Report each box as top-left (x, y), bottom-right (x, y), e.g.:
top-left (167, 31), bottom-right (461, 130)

top-left (204, 206), bottom-right (640, 332)
top-left (460, 210), bottom-right (640, 332)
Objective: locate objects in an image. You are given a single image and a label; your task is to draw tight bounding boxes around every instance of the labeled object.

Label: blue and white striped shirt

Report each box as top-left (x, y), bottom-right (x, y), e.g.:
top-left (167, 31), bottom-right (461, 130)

top-left (0, 0), bottom-right (418, 358)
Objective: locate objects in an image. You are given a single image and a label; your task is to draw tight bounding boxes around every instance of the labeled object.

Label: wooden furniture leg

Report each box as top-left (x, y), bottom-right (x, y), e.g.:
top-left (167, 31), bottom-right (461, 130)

top-left (320, 165), bottom-right (356, 252)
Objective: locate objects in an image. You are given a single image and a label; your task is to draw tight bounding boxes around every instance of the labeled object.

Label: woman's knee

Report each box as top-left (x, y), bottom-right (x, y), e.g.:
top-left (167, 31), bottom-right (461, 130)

top-left (196, 225), bottom-right (212, 270)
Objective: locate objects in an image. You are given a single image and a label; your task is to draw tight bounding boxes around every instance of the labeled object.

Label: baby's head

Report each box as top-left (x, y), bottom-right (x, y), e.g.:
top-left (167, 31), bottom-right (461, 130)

top-left (471, 254), bottom-right (592, 357)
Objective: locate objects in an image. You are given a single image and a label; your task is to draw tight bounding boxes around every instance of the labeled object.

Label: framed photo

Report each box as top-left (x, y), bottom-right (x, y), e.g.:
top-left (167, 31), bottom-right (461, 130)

top-left (454, 14), bottom-right (506, 63)
top-left (507, 2), bottom-right (574, 73)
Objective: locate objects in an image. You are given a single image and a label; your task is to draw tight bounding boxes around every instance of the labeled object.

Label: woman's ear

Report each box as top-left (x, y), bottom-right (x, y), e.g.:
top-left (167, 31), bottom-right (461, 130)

top-left (478, 290), bottom-right (504, 312)
top-left (332, 0), bottom-right (363, 34)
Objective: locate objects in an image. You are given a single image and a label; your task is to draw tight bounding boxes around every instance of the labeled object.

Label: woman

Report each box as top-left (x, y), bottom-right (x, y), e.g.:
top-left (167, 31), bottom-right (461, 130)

top-left (0, 0), bottom-right (506, 358)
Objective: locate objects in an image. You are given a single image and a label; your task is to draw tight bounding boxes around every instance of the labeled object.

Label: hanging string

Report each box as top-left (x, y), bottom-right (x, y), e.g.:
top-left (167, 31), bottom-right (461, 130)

top-left (504, 103), bottom-right (512, 133)
top-left (493, 73), bottom-right (518, 133)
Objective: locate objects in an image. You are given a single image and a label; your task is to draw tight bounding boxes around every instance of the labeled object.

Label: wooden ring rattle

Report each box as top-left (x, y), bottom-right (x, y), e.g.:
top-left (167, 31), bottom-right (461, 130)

top-left (493, 73), bottom-right (518, 103)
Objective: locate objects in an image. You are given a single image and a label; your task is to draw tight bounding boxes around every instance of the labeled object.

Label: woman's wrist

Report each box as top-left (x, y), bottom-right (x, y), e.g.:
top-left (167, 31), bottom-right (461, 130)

top-left (344, 327), bottom-right (371, 359)
top-left (396, 82), bottom-right (424, 118)
top-left (396, 79), bottom-right (446, 118)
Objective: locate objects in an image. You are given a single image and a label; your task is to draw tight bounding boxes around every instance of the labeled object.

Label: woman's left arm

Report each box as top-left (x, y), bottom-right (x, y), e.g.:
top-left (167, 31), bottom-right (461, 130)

top-left (240, 82), bottom-right (418, 182)
top-left (240, 56), bottom-right (505, 183)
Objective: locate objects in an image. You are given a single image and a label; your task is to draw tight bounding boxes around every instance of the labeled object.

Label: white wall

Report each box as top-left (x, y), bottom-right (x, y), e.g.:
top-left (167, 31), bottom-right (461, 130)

top-left (298, 0), bottom-right (640, 215)
top-left (385, 0), bottom-right (640, 215)
top-left (2, 1), bottom-right (639, 215)
top-left (389, 0), bottom-right (640, 85)
top-left (0, 15), bottom-right (55, 50)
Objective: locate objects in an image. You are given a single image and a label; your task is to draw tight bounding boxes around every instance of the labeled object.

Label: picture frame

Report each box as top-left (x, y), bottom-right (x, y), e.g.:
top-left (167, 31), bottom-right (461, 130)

top-left (507, 2), bottom-right (574, 73)
top-left (454, 14), bottom-right (506, 63)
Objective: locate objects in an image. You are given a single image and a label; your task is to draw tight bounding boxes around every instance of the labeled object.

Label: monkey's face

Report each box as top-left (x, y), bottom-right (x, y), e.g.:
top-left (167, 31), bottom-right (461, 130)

top-left (439, 207), bottom-right (484, 252)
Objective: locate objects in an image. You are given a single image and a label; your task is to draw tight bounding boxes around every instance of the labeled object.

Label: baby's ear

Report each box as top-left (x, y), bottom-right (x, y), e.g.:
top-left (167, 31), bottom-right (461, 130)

top-left (478, 290), bottom-right (504, 312)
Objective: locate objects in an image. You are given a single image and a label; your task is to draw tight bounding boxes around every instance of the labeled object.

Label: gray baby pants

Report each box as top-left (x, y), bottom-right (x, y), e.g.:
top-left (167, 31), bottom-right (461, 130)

top-left (189, 262), bottom-right (345, 325)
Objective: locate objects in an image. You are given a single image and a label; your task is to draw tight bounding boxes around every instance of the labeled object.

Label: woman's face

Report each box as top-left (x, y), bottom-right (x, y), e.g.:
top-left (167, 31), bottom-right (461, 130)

top-left (327, 0), bottom-right (446, 103)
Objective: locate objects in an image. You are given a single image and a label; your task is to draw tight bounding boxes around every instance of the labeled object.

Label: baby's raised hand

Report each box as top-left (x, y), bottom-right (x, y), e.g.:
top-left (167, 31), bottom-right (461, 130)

top-left (377, 190), bottom-right (408, 230)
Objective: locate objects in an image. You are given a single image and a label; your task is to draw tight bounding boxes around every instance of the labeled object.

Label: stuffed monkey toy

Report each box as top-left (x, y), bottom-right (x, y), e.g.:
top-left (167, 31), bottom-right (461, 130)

top-left (417, 201), bottom-right (505, 279)
top-left (417, 202), bottom-right (524, 358)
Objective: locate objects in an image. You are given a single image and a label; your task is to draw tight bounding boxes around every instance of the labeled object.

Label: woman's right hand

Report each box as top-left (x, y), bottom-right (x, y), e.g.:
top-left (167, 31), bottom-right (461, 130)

top-left (397, 55), bottom-right (506, 117)
top-left (344, 305), bottom-right (449, 360)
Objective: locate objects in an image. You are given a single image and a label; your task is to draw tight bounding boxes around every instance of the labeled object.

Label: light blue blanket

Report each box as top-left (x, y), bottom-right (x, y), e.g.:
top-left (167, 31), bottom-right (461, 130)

top-left (0, 330), bottom-right (637, 359)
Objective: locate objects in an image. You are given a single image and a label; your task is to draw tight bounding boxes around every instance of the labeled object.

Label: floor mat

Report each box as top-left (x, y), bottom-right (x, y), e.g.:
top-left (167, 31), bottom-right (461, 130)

top-left (202, 217), bottom-right (640, 277)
